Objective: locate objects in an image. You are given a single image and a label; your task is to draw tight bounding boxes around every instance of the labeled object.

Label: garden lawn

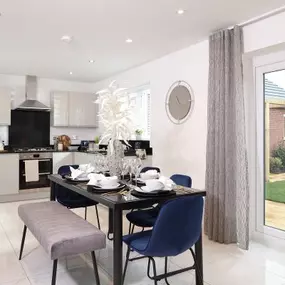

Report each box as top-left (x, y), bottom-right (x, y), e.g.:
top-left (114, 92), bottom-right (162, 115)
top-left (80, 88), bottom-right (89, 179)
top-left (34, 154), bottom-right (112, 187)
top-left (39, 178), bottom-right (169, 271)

top-left (266, 180), bottom-right (285, 203)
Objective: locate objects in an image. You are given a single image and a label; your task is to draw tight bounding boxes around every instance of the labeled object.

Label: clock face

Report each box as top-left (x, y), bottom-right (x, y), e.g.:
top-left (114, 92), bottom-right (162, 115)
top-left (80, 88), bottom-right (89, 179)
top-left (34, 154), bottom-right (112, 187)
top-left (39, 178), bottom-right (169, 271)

top-left (165, 81), bottom-right (194, 124)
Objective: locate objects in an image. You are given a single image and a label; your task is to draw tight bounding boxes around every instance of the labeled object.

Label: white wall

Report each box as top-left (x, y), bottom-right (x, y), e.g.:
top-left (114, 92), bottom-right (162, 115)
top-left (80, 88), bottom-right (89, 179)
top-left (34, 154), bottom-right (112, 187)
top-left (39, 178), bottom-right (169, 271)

top-left (243, 11), bottom-right (285, 53)
top-left (91, 11), bottom-right (285, 191)
top-left (0, 75), bottom-right (100, 144)
top-left (93, 41), bottom-right (209, 189)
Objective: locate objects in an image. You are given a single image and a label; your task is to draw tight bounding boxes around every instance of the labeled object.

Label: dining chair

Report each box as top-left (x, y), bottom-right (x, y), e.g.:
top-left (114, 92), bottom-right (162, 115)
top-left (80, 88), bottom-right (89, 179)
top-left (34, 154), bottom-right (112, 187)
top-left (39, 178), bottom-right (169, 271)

top-left (122, 196), bottom-right (204, 285)
top-left (56, 165), bottom-right (101, 229)
top-left (127, 166), bottom-right (161, 234)
top-left (126, 174), bottom-right (192, 234)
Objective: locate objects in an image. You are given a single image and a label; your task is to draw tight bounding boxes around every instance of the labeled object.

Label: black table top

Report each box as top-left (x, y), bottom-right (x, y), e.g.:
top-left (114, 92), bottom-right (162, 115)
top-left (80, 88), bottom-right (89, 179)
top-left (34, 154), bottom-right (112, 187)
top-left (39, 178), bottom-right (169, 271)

top-left (49, 174), bottom-right (206, 210)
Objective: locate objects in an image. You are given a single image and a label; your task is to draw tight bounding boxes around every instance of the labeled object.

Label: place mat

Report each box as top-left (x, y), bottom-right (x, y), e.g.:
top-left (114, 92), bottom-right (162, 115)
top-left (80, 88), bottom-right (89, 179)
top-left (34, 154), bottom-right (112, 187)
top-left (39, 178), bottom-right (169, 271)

top-left (87, 182), bottom-right (127, 194)
top-left (131, 189), bottom-right (176, 198)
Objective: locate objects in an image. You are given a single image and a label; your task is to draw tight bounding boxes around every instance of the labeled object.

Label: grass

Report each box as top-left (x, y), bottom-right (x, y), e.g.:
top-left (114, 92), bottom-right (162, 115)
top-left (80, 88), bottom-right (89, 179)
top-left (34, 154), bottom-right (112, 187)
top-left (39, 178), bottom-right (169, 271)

top-left (266, 180), bottom-right (285, 203)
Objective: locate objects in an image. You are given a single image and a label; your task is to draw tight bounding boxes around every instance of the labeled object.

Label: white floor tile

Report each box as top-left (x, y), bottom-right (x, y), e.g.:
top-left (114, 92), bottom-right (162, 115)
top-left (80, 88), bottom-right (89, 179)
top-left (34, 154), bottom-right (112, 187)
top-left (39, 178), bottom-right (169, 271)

top-left (1, 199), bottom-right (285, 285)
top-left (0, 225), bottom-right (26, 283)
top-left (1, 278), bottom-right (31, 285)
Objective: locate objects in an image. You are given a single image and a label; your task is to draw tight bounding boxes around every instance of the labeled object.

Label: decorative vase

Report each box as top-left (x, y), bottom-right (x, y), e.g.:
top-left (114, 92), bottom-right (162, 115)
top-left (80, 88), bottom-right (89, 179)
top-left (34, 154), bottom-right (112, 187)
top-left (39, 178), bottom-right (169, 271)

top-left (136, 135), bottom-right (142, 140)
top-left (107, 140), bottom-right (124, 176)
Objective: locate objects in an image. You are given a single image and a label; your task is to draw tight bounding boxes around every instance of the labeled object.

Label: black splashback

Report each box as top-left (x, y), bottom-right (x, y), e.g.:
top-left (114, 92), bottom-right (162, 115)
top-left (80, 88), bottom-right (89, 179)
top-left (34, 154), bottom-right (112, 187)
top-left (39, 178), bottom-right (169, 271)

top-left (9, 110), bottom-right (50, 148)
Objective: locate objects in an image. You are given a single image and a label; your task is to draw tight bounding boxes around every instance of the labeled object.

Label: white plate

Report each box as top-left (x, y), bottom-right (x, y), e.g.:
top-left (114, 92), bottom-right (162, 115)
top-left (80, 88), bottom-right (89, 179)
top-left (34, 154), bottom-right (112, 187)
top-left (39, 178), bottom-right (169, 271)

top-left (98, 183), bottom-right (120, 189)
top-left (136, 186), bottom-right (171, 193)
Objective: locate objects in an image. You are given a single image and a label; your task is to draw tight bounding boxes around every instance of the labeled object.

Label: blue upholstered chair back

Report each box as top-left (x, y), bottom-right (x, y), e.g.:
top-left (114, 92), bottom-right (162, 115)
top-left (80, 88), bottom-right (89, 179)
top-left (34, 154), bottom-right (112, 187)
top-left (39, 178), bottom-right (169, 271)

top-left (140, 166), bottom-right (161, 173)
top-left (144, 196), bottom-right (204, 257)
top-left (170, 174), bottom-right (192, 188)
top-left (56, 165), bottom-right (79, 200)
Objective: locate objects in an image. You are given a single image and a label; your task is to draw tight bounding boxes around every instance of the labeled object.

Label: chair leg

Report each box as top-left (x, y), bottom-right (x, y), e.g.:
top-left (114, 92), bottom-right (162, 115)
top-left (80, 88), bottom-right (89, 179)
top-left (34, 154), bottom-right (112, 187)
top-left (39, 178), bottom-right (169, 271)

top-left (19, 225), bottom-right (27, 260)
top-left (164, 257), bottom-right (170, 285)
top-left (84, 207), bottom-right (87, 220)
top-left (190, 248), bottom-right (203, 285)
top-left (122, 247), bottom-right (131, 284)
top-left (51, 260), bottom-right (58, 285)
top-left (94, 205), bottom-right (101, 230)
top-left (147, 257), bottom-right (158, 285)
top-left (128, 222), bottom-right (133, 234)
top-left (131, 224), bottom-right (135, 234)
top-left (91, 251), bottom-right (100, 285)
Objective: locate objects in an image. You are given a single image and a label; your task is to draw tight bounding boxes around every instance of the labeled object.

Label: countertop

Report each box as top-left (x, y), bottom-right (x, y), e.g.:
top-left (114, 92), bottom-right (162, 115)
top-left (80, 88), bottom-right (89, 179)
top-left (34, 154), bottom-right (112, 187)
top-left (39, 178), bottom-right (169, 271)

top-left (0, 149), bottom-right (152, 156)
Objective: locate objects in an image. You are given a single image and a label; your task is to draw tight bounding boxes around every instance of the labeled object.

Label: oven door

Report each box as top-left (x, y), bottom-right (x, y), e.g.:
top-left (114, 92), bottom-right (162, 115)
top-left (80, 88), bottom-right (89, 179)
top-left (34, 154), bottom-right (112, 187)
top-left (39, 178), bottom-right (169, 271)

top-left (19, 159), bottom-right (52, 190)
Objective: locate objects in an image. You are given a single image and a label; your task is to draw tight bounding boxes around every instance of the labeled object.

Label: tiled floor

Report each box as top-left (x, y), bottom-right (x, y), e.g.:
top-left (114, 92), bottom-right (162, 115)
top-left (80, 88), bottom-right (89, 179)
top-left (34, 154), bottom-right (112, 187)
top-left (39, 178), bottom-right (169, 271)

top-left (1, 199), bottom-right (285, 285)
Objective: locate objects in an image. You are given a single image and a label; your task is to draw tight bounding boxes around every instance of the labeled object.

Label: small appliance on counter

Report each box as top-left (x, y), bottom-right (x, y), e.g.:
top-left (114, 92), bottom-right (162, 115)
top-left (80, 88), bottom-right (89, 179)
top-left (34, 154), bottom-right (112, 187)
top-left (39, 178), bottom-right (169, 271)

top-left (78, 140), bottom-right (89, 151)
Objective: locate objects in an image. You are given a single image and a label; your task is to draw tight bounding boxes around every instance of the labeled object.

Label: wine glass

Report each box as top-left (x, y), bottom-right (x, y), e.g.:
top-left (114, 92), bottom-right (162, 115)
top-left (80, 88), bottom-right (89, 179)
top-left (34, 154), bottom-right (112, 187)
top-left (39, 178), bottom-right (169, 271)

top-left (120, 158), bottom-right (129, 181)
top-left (133, 158), bottom-right (142, 186)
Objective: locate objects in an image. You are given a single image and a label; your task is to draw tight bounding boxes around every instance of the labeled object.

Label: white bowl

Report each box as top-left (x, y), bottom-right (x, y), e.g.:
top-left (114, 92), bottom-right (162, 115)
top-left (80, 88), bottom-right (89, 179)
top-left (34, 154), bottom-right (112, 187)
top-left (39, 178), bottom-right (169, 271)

top-left (100, 176), bottom-right (118, 188)
top-left (145, 179), bottom-right (164, 191)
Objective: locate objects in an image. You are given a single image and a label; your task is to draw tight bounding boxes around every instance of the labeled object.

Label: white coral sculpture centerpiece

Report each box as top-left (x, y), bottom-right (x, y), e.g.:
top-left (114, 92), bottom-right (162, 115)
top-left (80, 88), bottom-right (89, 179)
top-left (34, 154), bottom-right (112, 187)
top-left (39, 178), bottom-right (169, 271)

top-left (95, 80), bottom-right (133, 154)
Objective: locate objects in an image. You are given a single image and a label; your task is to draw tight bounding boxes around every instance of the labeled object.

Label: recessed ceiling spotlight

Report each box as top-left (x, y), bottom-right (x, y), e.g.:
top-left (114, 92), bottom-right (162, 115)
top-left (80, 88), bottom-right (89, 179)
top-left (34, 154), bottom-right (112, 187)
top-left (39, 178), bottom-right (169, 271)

top-left (89, 59), bottom-right (95, 63)
top-left (126, 38), bottom-right (133, 43)
top-left (177, 9), bottom-right (185, 15)
top-left (61, 35), bottom-right (73, 43)
top-left (69, 71), bottom-right (73, 75)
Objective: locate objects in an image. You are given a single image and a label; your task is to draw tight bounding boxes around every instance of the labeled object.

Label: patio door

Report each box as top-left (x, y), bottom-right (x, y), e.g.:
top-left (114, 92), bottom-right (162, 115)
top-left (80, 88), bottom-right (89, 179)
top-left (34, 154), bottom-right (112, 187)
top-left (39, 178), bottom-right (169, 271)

top-left (256, 59), bottom-right (285, 239)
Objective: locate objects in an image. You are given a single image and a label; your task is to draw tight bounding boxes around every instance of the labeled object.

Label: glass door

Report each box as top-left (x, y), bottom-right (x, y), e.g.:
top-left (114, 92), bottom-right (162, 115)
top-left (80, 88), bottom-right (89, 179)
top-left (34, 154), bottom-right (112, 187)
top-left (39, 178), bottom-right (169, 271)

top-left (256, 61), bottom-right (285, 239)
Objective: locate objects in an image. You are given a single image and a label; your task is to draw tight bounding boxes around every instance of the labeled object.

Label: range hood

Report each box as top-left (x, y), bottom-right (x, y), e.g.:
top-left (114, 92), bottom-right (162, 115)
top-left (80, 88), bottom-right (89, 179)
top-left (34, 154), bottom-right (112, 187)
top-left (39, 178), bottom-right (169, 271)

top-left (16, 75), bottom-right (50, 111)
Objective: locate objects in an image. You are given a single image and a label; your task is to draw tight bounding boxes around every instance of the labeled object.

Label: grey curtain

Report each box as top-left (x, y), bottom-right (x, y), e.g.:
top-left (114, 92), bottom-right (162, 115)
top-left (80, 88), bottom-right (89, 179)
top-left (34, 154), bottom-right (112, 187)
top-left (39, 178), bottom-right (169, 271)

top-left (204, 26), bottom-right (249, 250)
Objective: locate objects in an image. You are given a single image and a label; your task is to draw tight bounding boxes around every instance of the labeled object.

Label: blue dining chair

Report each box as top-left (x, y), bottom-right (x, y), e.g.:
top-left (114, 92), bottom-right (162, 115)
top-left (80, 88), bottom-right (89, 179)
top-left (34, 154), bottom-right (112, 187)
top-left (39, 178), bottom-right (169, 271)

top-left (126, 166), bottom-right (161, 234)
top-left (123, 196), bottom-right (204, 285)
top-left (56, 165), bottom-right (101, 229)
top-left (126, 174), bottom-right (192, 234)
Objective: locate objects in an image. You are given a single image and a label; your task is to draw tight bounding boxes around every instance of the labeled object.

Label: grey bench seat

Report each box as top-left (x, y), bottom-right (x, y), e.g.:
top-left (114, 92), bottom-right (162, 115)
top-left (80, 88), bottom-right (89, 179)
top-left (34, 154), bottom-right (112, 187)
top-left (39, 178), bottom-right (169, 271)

top-left (18, 201), bottom-right (106, 285)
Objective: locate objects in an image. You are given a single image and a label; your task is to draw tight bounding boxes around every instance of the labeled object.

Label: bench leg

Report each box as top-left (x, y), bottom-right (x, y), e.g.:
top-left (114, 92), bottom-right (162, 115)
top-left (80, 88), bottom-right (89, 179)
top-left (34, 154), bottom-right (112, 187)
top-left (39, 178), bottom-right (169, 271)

top-left (51, 260), bottom-right (58, 285)
top-left (91, 251), bottom-right (100, 285)
top-left (19, 225), bottom-right (27, 260)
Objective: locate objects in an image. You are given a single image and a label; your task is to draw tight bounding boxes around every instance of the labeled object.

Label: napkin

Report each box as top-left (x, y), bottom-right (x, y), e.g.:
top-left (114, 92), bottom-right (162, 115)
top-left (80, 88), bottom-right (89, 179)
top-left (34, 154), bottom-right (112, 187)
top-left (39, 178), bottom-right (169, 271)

top-left (158, 176), bottom-right (176, 190)
top-left (69, 166), bottom-right (87, 179)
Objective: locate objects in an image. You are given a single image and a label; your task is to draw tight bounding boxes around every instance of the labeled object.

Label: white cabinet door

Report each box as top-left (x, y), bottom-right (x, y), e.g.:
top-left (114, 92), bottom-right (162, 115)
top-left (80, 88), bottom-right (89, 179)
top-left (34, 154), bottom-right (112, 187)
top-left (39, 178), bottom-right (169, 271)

top-left (0, 154), bottom-right (19, 195)
top-left (74, 152), bottom-right (95, 165)
top-left (68, 92), bottom-right (98, 127)
top-left (81, 93), bottom-right (98, 127)
top-left (52, 153), bottom-right (74, 174)
top-left (0, 88), bottom-right (11, 125)
top-left (51, 91), bottom-right (69, 127)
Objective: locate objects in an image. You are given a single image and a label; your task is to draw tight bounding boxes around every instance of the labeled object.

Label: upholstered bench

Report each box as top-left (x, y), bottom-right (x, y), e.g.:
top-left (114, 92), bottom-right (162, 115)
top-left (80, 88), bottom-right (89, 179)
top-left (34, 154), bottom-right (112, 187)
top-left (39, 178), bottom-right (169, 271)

top-left (18, 201), bottom-right (106, 285)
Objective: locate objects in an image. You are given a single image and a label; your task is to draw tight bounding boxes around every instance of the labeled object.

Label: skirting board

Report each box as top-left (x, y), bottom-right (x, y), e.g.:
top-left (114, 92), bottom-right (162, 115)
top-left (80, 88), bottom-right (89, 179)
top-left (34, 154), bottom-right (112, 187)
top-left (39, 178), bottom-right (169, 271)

top-left (0, 188), bottom-right (50, 203)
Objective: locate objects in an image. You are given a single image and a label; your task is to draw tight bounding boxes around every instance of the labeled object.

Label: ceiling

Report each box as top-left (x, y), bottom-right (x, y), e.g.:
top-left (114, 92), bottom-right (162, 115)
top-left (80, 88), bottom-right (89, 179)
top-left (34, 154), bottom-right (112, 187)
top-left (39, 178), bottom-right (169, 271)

top-left (0, 0), bottom-right (284, 82)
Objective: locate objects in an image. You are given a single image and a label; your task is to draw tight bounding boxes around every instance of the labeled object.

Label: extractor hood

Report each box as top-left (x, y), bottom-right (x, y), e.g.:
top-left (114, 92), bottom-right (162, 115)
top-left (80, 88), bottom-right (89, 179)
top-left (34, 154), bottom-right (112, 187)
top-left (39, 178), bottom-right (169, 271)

top-left (16, 75), bottom-right (50, 111)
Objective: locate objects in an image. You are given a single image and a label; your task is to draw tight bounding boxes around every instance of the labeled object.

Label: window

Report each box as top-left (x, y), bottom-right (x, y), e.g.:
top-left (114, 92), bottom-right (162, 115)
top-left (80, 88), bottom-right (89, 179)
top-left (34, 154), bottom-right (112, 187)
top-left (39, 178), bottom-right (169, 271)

top-left (128, 87), bottom-right (151, 139)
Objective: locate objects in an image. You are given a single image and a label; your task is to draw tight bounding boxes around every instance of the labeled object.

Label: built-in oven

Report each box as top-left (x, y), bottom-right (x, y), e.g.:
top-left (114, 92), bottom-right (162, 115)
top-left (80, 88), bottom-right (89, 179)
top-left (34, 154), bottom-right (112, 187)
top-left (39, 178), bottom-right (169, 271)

top-left (19, 152), bottom-right (52, 190)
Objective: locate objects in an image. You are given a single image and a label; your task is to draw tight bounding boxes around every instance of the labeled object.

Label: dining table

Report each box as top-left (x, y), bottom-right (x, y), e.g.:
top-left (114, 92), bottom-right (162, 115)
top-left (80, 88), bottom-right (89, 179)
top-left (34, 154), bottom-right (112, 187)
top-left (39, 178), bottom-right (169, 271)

top-left (49, 174), bottom-right (206, 285)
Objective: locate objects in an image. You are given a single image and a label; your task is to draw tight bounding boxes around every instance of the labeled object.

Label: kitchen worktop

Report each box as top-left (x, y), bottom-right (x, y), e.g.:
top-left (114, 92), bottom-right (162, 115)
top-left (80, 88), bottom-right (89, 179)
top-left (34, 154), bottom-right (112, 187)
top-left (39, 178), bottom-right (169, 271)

top-left (1, 149), bottom-right (152, 156)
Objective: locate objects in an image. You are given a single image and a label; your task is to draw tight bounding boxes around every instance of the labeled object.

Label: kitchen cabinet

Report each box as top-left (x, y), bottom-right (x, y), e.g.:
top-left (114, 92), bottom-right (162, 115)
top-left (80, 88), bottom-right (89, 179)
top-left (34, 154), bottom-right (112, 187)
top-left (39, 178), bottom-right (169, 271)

top-left (53, 152), bottom-right (74, 174)
top-left (0, 88), bottom-right (11, 125)
top-left (51, 91), bottom-right (69, 127)
top-left (51, 91), bottom-right (98, 127)
top-left (74, 152), bottom-right (95, 165)
top-left (0, 154), bottom-right (19, 195)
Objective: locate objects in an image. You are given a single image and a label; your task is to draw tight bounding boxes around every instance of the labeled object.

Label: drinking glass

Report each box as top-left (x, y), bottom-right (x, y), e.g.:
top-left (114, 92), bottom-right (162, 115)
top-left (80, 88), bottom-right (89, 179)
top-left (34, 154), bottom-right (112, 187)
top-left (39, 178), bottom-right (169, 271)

top-left (133, 158), bottom-right (142, 186)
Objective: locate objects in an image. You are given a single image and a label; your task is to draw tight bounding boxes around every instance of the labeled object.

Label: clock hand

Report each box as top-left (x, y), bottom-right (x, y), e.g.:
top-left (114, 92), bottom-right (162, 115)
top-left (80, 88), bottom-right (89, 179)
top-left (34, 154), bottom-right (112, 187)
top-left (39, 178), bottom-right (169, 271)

top-left (176, 96), bottom-right (181, 105)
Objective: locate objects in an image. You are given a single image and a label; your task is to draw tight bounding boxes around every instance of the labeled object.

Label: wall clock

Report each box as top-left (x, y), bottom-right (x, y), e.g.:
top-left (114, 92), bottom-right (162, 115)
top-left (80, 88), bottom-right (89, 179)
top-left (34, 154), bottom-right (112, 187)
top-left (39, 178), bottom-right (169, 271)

top-left (165, 81), bottom-right (194, 124)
